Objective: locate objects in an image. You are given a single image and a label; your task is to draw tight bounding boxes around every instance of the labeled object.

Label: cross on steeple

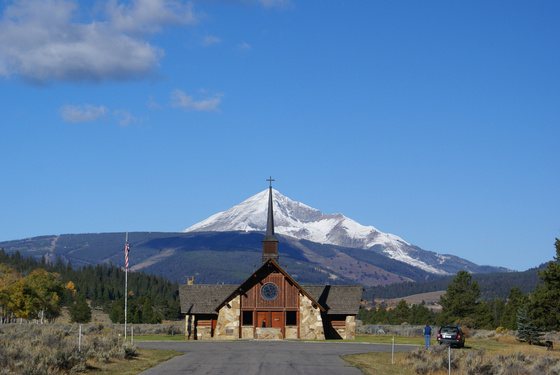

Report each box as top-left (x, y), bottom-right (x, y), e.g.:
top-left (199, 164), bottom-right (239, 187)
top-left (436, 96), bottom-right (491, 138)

top-left (267, 176), bottom-right (275, 187)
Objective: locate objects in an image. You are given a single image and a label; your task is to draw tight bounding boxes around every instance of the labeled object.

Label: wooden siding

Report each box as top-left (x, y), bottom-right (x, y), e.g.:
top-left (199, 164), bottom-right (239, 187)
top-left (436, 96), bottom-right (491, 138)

top-left (240, 271), bottom-right (299, 310)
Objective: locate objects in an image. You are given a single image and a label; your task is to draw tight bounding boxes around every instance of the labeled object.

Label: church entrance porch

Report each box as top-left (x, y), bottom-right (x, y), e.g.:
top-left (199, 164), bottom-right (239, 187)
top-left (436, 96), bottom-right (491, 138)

top-left (256, 311), bottom-right (284, 339)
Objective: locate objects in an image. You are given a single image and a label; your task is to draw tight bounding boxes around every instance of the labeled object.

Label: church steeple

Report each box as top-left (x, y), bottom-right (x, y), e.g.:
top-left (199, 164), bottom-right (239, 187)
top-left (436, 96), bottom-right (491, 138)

top-left (262, 177), bottom-right (279, 264)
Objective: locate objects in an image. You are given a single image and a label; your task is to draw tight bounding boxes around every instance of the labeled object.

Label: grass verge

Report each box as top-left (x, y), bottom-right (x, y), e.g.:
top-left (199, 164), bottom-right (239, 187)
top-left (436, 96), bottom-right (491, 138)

top-left (133, 334), bottom-right (186, 341)
top-left (354, 334), bottom-right (423, 346)
top-left (85, 348), bottom-right (182, 374)
top-left (346, 335), bottom-right (560, 375)
top-left (343, 352), bottom-right (416, 375)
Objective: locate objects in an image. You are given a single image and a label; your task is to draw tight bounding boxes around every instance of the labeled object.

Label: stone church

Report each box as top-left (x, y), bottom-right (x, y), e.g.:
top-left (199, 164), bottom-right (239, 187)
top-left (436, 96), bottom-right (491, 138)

top-left (179, 183), bottom-right (363, 340)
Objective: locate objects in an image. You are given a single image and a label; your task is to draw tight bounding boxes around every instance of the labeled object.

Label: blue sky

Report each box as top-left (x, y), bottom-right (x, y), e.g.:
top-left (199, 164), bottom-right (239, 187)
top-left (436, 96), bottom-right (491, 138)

top-left (1, 0), bottom-right (558, 272)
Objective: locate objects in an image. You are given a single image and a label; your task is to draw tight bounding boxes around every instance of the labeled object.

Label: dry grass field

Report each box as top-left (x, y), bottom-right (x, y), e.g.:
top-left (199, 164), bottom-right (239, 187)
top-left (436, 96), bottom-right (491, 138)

top-left (344, 333), bottom-right (560, 374)
top-left (0, 324), bottom-right (180, 374)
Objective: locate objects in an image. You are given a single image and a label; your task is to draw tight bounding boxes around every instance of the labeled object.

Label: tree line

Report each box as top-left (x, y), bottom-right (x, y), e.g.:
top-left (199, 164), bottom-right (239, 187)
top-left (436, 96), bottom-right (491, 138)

top-left (363, 267), bottom-right (540, 302)
top-left (359, 238), bottom-right (560, 339)
top-left (0, 249), bottom-right (182, 323)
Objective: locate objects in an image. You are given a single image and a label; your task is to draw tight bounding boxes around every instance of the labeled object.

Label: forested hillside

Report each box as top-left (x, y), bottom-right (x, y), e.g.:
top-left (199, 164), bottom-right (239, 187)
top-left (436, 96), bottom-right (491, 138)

top-left (363, 267), bottom-right (541, 302)
top-left (0, 249), bottom-right (181, 323)
top-left (0, 232), bottom-right (506, 287)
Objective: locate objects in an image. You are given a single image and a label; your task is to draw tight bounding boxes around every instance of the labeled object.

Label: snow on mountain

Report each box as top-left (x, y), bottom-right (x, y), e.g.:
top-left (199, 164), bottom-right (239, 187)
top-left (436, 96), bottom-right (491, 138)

top-left (183, 189), bottom-right (449, 275)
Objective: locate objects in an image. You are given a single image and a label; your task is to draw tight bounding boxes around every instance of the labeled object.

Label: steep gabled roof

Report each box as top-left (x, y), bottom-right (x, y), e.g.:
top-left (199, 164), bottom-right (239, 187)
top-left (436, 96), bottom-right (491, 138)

top-left (303, 285), bottom-right (363, 315)
top-left (215, 259), bottom-right (326, 312)
top-left (179, 284), bottom-right (237, 315)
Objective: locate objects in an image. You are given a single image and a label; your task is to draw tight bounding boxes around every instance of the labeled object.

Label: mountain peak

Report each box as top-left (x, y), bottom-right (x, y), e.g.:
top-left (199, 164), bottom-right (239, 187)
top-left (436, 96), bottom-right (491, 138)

top-left (182, 189), bottom-right (457, 275)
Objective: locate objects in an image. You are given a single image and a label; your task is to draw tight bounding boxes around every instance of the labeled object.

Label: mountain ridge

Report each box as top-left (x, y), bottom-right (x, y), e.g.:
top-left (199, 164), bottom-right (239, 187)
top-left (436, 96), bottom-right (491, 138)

top-left (183, 189), bottom-right (508, 276)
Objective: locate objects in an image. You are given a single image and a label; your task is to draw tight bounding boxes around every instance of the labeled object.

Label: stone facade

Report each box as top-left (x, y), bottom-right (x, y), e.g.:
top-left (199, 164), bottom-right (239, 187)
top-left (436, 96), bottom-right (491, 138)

top-left (345, 315), bottom-right (356, 340)
top-left (256, 328), bottom-right (283, 340)
top-left (285, 326), bottom-right (298, 339)
top-left (241, 327), bottom-right (253, 339)
top-left (185, 314), bottom-right (195, 340)
top-left (214, 296), bottom-right (241, 340)
top-left (299, 294), bottom-right (325, 340)
top-left (197, 324), bottom-right (212, 340)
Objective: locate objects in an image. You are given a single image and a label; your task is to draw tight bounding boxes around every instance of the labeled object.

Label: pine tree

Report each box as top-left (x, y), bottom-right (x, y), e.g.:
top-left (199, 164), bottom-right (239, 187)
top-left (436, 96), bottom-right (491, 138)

top-left (530, 238), bottom-right (560, 330)
top-left (69, 296), bottom-right (92, 323)
top-left (516, 308), bottom-right (543, 345)
top-left (500, 286), bottom-right (526, 330)
top-left (438, 270), bottom-right (481, 326)
top-left (393, 299), bottom-right (411, 324)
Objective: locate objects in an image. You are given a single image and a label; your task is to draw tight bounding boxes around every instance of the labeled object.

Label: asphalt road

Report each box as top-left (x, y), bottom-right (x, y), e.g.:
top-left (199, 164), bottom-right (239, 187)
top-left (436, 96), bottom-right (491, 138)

top-left (137, 340), bottom-right (416, 375)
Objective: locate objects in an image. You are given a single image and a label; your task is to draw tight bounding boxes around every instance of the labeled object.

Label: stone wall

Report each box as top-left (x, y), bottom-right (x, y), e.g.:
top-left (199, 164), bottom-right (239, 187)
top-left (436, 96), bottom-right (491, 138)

top-left (185, 315), bottom-right (196, 340)
top-left (214, 296), bottom-right (241, 340)
top-left (241, 327), bottom-right (254, 339)
top-left (256, 328), bottom-right (282, 340)
top-left (197, 324), bottom-right (212, 340)
top-left (345, 316), bottom-right (356, 340)
top-left (299, 294), bottom-right (325, 340)
top-left (285, 326), bottom-right (298, 339)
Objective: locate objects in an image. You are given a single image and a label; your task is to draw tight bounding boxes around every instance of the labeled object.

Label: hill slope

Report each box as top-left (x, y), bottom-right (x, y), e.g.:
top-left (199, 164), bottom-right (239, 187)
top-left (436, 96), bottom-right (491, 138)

top-left (184, 189), bottom-right (508, 276)
top-left (1, 230), bottom-right (505, 287)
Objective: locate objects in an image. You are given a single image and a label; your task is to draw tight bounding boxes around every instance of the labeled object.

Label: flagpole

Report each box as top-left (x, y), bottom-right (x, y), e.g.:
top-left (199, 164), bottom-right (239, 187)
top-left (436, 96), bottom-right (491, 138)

top-left (125, 231), bottom-right (128, 340)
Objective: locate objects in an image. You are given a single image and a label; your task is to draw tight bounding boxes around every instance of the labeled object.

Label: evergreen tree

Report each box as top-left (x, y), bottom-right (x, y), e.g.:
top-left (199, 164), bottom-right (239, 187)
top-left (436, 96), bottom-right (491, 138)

top-left (529, 238), bottom-right (560, 330)
top-left (410, 304), bottom-right (436, 325)
top-left (110, 297), bottom-right (125, 323)
top-left (373, 305), bottom-right (389, 324)
top-left (438, 270), bottom-right (481, 326)
top-left (69, 296), bottom-right (92, 323)
top-left (474, 301), bottom-right (495, 329)
top-left (500, 286), bottom-right (526, 330)
top-left (516, 308), bottom-right (543, 345)
top-left (393, 299), bottom-right (411, 324)
top-left (141, 297), bottom-right (154, 323)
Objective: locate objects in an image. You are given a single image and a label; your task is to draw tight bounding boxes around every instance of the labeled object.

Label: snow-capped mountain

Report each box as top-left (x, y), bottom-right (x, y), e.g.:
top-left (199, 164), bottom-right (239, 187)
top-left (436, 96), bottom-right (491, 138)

top-left (183, 189), bottom-right (455, 275)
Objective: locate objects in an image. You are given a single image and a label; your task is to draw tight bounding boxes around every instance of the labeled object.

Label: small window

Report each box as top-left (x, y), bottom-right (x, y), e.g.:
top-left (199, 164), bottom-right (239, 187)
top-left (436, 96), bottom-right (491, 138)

top-left (242, 311), bottom-right (253, 326)
top-left (286, 311), bottom-right (297, 326)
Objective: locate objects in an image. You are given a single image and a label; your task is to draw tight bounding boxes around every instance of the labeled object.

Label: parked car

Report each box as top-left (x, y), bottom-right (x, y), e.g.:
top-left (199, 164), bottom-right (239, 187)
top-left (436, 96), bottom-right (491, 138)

top-left (437, 325), bottom-right (465, 348)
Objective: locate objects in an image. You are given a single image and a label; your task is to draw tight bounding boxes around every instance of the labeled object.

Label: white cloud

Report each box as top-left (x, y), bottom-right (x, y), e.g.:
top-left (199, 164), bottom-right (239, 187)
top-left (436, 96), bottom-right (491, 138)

top-left (0, 0), bottom-right (198, 83)
top-left (171, 89), bottom-right (222, 112)
top-left (113, 109), bottom-right (135, 127)
top-left (256, 0), bottom-right (290, 8)
top-left (147, 96), bottom-right (163, 110)
top-left (238, 42), bottom-right (251, 51)
top-left (105, 0), bottom-right (198, 34)
top-left (60, 104), bottom-right (108, 123)
top-left (201, 35), bottom-right (221, 47)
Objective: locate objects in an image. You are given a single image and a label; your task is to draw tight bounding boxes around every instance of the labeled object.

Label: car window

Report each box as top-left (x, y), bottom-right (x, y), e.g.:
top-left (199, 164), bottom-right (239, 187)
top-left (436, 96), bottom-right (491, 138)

top-left (441, 327), bottom-right (458, 334)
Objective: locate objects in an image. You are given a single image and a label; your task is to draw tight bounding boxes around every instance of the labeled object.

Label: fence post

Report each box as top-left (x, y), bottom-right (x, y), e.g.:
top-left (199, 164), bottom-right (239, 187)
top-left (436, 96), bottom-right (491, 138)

top-left (79, 324), bottom-right (82, 353)
top-left (131, 325), bottom-right (134, 345)
top-left (392, 336), bottom-right (395, 365)
top-left (448, 345), bottom-right (451, 375)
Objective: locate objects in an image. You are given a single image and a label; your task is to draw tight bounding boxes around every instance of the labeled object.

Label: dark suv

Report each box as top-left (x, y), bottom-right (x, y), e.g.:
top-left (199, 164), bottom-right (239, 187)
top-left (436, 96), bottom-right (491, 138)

top-left (437, 325), bottom-right (465, 348)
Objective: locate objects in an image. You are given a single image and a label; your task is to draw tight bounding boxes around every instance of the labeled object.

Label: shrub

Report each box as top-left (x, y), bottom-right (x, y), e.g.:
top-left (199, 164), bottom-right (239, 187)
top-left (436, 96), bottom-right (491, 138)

top-left (465, 354), bottom-right (495, 375)
top-left (0, 324), bottom-right (137, 373)
top-left (496, 326), bottom-right (508, 334)
top-left (454, 317), bottom-right (476, 329)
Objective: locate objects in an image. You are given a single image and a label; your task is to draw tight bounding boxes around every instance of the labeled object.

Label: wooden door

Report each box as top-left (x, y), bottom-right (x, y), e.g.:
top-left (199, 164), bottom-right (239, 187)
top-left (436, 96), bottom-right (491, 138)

top-left (257, 311), bottom-right (268, 328)
top-left (271, 311), bottom-right (283, 329)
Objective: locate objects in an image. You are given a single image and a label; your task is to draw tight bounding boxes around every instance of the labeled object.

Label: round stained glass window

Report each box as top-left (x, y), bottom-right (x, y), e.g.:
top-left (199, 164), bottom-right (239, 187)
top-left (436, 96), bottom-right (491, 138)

top-left (261, 283), bottom-right (279, 301)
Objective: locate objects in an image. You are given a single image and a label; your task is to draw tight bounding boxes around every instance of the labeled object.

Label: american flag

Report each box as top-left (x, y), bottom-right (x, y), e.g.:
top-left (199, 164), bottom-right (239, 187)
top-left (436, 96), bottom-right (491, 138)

top-left (125, 241), bottom-right (130, 270)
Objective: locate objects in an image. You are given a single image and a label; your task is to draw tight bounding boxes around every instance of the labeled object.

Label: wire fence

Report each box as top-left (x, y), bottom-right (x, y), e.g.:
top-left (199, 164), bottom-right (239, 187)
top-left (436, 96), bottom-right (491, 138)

top-left (0, 322), bottom-right (186, 336)
top-left (357, 323), bottom-right (426, 337)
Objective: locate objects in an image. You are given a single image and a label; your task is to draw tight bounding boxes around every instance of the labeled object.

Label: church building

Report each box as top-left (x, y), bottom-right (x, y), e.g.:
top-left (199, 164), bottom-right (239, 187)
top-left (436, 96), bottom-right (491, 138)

top-left (179, 182), bottom-right (363, 340)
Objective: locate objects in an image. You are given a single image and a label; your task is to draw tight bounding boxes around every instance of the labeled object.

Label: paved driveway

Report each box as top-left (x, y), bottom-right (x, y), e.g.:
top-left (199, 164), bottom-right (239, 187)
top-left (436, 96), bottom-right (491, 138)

top-left (137, 340), bottom-right (415, 375)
